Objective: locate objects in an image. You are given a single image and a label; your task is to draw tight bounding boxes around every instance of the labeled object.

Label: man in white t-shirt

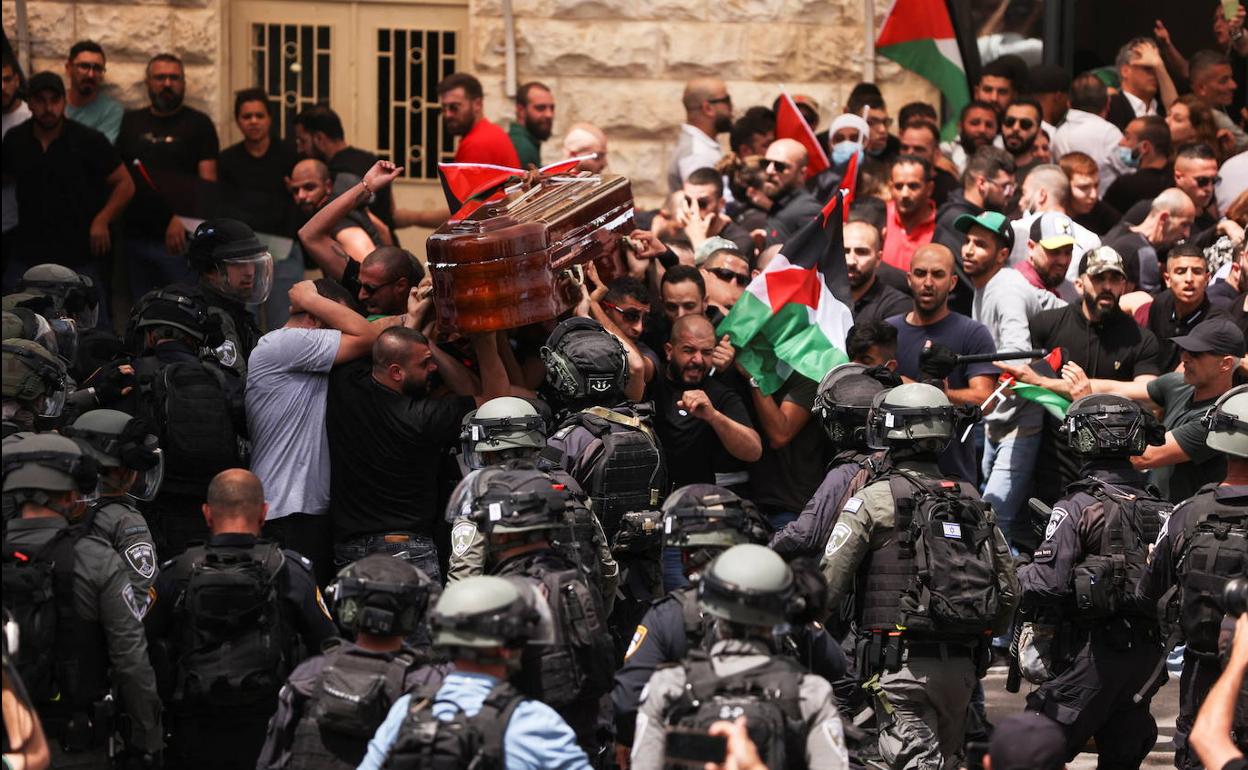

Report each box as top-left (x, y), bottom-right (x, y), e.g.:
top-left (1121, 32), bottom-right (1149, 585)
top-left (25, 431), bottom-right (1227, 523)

top-left (2, 56), bottom-right (31, 256)
top-left (245, 278), bottom-right (384, 585)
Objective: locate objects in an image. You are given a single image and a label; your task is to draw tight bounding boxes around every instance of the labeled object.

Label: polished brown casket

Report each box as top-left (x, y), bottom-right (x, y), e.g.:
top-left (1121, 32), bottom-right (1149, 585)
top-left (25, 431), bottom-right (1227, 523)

top-left (426, 174), bottom-right (634, 335)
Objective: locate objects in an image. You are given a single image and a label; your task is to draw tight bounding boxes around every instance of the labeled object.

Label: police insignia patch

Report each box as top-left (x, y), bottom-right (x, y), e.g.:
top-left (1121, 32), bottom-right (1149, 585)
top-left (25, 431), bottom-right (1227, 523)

top-left (1045, 507), bottom-right (1069, 541)
top-left (624, 625), bottom-right (648, 660)
top-left (125, 543), bottom-right (157, 580)
top-left (825, 522), bottom-right (852, 556)
top-left (121, 584), bottom-right (147, 621)
top-left (315, 587), bottom-right (331, 619)
top-left (214, 340), bottom-right (239, 368)
top-left (451, 520), bottom-right (478, 557)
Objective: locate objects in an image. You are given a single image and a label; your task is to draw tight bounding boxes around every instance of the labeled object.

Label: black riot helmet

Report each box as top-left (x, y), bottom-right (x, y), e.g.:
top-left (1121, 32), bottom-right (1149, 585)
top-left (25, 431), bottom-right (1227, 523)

top-left (124, 285), bottom-right (224, 354)
top-left (661, 484), bottom-right (771, 579)
top-left (187, 219), bottom-right (275, 305)
top-left (814, 363), bottom-right (899, 451)
top-left (327, 554), bottom-right (441, 638)
top-left (541, 316), bottom-right (629, 407)
top-left (468, 466), bottom-right (580, 554)
top-left (1062, 394), bottom-right (1165, 458)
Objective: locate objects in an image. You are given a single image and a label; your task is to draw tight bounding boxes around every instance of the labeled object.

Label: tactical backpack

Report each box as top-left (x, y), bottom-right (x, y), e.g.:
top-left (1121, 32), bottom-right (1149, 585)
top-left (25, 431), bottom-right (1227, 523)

top-left (177, 541), bottom-right (291, 709)
top-left (771, 451), bottom-right (889, 559)
top-left (666, 651), bottom-right (808, 770)
top-left (1, 521), bottom-right (108, 708)
top-left (1174, 486), bottom-right (1248, 655)
top-left (1067, 479), bottom-right (1171, 620)
top-left (288, 646), bottom-right (423, 770)
top-left (548, 404), bottom-right (667, 540)
top-left (862, 472), bottom-right (1001, 636)
top-left (382, 679), bottom-right (525, 770)
top-left (133, 355), bottom-right (246, 497)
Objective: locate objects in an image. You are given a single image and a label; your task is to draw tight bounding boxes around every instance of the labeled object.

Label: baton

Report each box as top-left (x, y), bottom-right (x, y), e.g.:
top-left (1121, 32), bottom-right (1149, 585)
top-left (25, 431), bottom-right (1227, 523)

top-left (954, 349), bottom-right (1046, 365)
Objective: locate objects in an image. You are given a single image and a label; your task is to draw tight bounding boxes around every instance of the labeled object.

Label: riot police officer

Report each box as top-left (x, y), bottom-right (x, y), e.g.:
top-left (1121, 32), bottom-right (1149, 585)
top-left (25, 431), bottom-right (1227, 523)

top-left (16, 264), bottom-right (130, 384)
top-left (2, 433), bottom-right (163, 766)
top-left (63, 409), bottom-right (162, 615)
top-left (1017, 394), bottom-right (1171, 769)
top-left (630, 543), bottom-right (849, 770)
top-left (1138, 384), bottom-right (1248, 770)
top-left (144, 469), bottom-right (336, 770)
top-left (256, 554), bottom-right (448, 770)
top-left (357, 575), bottom-right (591, 770)
top-left (18, 263), bottom-right (101, 331)
top-left (819, 383), bottom-right (1017, 770)
top-left (2, 338), bottom-right (71, 435)
top-left (185, 218), bottom-right (275, 377)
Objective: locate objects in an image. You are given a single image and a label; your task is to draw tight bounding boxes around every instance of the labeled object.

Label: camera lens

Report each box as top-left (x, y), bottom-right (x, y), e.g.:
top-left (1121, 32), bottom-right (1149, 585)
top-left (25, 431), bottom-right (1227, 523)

top-left (1222, 577), bottom-right (1248, 618)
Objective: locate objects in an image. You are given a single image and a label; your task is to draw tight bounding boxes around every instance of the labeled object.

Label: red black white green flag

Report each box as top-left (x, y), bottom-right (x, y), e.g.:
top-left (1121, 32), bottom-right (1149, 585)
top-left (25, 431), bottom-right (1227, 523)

top-left (774, 91), bottom-right (829, 179)
top-left (437, 156), bottom-right (591, 218)
top-left (876, 0), bottom-right (970, 140)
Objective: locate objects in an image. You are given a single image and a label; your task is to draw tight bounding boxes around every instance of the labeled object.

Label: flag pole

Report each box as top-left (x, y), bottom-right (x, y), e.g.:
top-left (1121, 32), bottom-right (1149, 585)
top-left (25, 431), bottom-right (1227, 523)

top-left (863, 0), bottom-right (876, 82)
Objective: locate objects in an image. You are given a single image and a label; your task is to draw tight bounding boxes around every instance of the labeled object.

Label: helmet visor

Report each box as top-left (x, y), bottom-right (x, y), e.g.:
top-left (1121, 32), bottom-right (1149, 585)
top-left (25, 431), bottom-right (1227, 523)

top-left (36, 386), bottom-right (67, 418)
top-left (128, 448), bottom-right (164, 502)
top-left (47, 317), bottom-right (78, 364)
top-left (214, 252), bottom-right (274, 305)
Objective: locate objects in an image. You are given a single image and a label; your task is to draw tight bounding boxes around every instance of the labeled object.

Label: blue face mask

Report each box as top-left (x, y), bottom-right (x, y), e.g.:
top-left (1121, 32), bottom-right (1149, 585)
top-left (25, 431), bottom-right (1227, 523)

top-left (831, 141), bottom-right (863, 168)
top-left (1115, 145), bottom-right (1140, 169)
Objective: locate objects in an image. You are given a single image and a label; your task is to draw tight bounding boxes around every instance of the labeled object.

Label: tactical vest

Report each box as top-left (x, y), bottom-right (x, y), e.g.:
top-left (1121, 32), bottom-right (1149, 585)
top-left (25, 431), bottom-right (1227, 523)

top-left (1174, 484), bottom-right (1248, 655)
top-left (382, 679), bottom-right (525, 770)
top-left (288, 645), bottom-right (424, 770)
top-left (550, 404), bottom-right (667, 540)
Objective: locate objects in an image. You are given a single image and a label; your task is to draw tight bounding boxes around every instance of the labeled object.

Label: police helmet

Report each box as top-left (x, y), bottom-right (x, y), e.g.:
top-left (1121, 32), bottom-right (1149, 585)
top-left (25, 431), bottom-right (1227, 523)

top-left (661, 484), bottom-right (770, 550)
top-left (541, 317), bottom-right (629, 405)
top-left (187, 219), bottom-right (275, 305)
top-left (470, 466), bottom-right (573, 540)
top-left (430, 575), bottom-right (542, 649)
top-left (1063, 394), bottom-right (1165, 457)
top-left (2, 339), bottom-right (70, 418)
top-left (814, 363), bottom-right (897, 449)
top-left (866, 382), bottom-right (974, 451)
top-left (125, 286), bottom-right (223, 352)
top-left (1204, 385), bottom-right (1248, 459)
top-left (2, 433), bottom-right (100, 506)
top-left (64, 410), bottom-right (164, 501)
top-left (460, 397), bottom-right (547, 470)
top-left (1, 307), bottom-right (73, 364)
top-left (328, 554), bottom-right (440, 638)
top-left (18, 264), bottom-right (100, 329)
top-left (698, 544), bottom-right (801, 628)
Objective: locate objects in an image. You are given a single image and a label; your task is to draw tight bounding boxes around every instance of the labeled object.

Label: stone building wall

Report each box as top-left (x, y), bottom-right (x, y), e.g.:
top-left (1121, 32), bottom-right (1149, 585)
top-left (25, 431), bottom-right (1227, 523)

top-left (4, 0), bottom-right (939, 208)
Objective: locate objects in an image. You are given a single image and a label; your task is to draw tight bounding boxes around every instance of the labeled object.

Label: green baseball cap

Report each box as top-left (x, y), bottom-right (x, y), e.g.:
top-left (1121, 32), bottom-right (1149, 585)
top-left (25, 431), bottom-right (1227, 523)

top-left (954, 211), bottom-right (1015, 250)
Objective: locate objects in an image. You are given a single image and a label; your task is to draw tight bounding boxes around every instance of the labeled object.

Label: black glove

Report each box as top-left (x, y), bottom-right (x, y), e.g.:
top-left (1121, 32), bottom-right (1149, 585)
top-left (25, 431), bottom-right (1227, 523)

top-left (919, 340), bottom-right (958, 382)
top-left (89, 361), bottom-right (136, 404)
top-left (786, 556), bottom-right (830, 625)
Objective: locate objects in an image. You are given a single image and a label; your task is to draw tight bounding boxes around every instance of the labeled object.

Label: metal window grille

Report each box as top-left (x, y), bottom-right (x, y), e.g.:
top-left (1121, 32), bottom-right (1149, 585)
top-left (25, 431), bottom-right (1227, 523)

top-left (377, 28), bottom-right (458, 180)
top-left (250, 23), bottom-right (332, 141)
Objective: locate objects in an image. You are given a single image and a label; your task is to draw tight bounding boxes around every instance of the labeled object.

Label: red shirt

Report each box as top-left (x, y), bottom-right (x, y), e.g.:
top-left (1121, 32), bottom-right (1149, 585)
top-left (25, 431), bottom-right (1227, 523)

top-left (454, 118), bottom-right (521, 167)
top-left (881, 200), bottom-right (936, 272)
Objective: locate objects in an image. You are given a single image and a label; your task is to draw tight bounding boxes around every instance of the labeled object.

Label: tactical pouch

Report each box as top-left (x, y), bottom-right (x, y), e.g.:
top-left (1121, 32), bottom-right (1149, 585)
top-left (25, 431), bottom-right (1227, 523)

top-left (611, 510), bottom-right (663, 558)
top-left (314, 665), bottom-right (394, 738)
top-left (1073, 556), bottom-right (1118, 619)
top-left (1018, 622), bottom-right (1058, 684)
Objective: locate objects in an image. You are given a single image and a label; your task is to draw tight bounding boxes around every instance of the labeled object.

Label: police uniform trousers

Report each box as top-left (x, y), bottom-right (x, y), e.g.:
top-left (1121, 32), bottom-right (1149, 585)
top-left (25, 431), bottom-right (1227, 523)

top-left (1026, 626), bottom-right (1164, 770)
top-left (876, 648), bottom-right (977, 770)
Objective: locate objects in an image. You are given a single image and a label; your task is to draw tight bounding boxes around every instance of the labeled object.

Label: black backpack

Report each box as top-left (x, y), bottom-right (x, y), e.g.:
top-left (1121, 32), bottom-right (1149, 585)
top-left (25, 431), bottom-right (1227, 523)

top-left (548, 404), bottom-right (667, 540)
top-left (771, 451), bottom-right (890, 559)
top-left (382, 679), bottom-right (525, 770)
top-left (886, 471), bottom-right (1002, 636)
top-left (666, 651), bottom-right (808, 770)
top-left (177, 541), bottom-right (291, 709)
top-left (134, 354), bottom-right (246, 496)
top-left (1067, 479), bottom-right (1171, 620)
top-left (1, 522), bottom-right (108, 708)
top-left (1175, 487), bottom-right (1248, 655)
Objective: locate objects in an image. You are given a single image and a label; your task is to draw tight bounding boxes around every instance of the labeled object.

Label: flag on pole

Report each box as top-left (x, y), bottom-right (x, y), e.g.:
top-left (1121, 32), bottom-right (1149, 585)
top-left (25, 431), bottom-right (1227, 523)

top-left (717, 193), bottom-right (854, 395)
top-left (838, 150), bottom-right (859, 222)
top-left (1007, 348), bottom-right (1071, 419)
top-left (774, 91), bottom-right (830, 180)
top-left (875, 0), bottom-right (971, 141)
top-left (437, 157), bottom-right (592, 216)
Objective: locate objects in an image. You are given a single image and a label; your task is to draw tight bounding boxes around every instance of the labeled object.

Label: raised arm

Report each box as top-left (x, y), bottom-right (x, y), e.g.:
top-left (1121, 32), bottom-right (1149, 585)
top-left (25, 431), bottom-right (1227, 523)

top-left (298, 161), bottom-right (402, 281)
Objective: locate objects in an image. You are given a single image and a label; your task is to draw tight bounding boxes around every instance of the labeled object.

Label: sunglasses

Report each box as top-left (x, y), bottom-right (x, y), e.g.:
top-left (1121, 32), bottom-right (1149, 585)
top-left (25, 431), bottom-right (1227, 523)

top-left (763, 159), bottom-right (791, 173)
top-left (359, 277), bottom-right (400, 295)
top-left (1003, 116), bottom-right (1035, 130)
top-left (1194, 175), bottom-right (1222, 188)
top-left (602, 301), bottom-right (648, 324)
top-left (708, 267), bottom-right (751, 287)
top-left (706, 95), bottom-right (732, 106)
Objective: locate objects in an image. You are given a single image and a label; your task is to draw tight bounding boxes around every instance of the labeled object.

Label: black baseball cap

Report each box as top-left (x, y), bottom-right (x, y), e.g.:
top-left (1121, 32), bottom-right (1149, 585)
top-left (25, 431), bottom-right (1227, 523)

top-left (988, 712), bottom-right (1067, 770)
top-left (1171, 317), bottom-right (1247, 358)
top-left (26, 72), bottom-right (65, 98)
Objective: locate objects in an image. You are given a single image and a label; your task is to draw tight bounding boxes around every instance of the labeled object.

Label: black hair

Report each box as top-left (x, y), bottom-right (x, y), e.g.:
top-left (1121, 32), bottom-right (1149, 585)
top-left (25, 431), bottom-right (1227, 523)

top-left (899, 101), bottom-right (938, 128)
top-left (437, 72), bottom-right (484, 101)
top-left (293, 105), bottom-right (344, 140)
top-left (233, 87), bottom-right (271, 119)
top-left (1070, 72), bottom-right (1108, 114)
top-left (516, 81), bottom-right (551, 106)
top-left (960, 100), bottom-right (1000, 123)
top-left (846, 82), bottom-right (885, 115)
top-left (846, 321), bottom-right (898, 362)
top-left (1175, 141), bottom-right (1217, 162)
top-left (1133, 115), bottom-right (1171, 157)
top-left (662, 264), bottom-right (706, 296)
top-left (68, 40), bottom-right (105, 62)
top-left (730, 106), bottom-right (776, 155)
top-left (146, 53), bottom-right (183, 74)
top-left (891, 153), bottom-right (933, 181)
top-left (605, 275), bottom-right (651, 306)
top-left (685, 166), bottom-right (725, 196)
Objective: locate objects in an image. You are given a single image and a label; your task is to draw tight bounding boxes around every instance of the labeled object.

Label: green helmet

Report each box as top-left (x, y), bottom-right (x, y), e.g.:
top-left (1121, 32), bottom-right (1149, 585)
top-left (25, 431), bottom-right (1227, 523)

top-left (2, 433), bottom-right (99, 500)
top-left (865, 382), bottom-right (965, 450)
top-left (328, 554), bottom-right (440, 638)
top-left (2, 339), bottom-right (70, 417)
top-left (429, 575), bottom-right (541, 649)
top-left (661, 484), bottom-right (769, 550)
top-left (64, 409), bottom-right (165, 501)
top-left (460, 397), bottom-right (546, 470)
top-left (698, 543), bottom-right (798, 628)
top-left (18, 264), bottom-right (99, 329)
top-left (1205, 385), bottom-right (1248, 459)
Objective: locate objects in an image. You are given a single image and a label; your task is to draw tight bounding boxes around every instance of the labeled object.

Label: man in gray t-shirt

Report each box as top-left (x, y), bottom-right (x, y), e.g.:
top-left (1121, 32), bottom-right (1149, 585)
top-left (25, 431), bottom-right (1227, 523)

top-left (245, 278), bottom-right (381, 584)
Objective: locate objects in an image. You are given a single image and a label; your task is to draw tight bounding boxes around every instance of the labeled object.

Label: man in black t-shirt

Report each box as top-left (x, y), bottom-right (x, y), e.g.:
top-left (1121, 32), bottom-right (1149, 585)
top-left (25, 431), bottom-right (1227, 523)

top-left (1101, 187), bottom-right (1195, 295)
top-left (117, 53), bottom-right (219, 299)
top-left (326, 326), bottom-right (510, 582)
top-left (1137, 242), bottom-right (1229, 371)
top-left (293, 106), bottom-right (395, 239)
top-left (652, 314), bottom-right (761, 489)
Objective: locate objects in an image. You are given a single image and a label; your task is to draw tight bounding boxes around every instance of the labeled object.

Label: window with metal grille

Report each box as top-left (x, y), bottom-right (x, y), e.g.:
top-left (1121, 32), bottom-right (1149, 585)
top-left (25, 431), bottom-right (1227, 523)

top-left (250, 23), bottom-right (332, 141)
top-left (377, 28), bottom-right (458, 180)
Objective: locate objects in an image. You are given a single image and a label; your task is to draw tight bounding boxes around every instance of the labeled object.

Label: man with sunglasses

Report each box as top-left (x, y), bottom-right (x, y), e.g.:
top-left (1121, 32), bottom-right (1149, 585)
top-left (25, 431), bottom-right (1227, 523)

top-left (698, 239), bottom-right (754, 317)
top-left (1103, 116), bottom-right (1173, 215)
top-left (667, 77), bottom-right (732, 193)
top-left (761, 138), bottom-right (822, 244)
top-left (1001, 98), bottom-right (1047, 173)
top-left (1173, 143), bottom-right (1222, 234)
top-left (63, 40), bottom-right (122, 143)
top-left (653, 168), bottom-right (755, 257)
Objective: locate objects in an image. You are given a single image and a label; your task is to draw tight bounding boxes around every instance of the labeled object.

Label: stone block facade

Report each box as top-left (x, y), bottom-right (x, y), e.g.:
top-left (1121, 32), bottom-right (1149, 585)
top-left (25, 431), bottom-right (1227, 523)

top-left (5, 0), bottom-right (938, 208)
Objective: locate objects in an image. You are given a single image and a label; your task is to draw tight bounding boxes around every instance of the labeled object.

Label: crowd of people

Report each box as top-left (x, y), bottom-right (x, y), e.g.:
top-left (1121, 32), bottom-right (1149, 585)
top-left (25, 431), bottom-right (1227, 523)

top-left (3, 7), bottom-right (1248, 770)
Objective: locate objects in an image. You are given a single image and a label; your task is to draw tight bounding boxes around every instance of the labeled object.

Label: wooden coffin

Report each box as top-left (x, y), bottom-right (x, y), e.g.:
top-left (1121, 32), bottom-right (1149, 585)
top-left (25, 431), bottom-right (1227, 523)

top-left (426, 174), bottom-right (635, 335)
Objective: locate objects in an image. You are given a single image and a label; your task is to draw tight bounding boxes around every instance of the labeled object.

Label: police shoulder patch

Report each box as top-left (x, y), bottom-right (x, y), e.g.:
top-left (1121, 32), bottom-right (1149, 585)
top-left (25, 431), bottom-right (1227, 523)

top-left (1044, 507), bottom-right (1069, 542)
top-left (842, 497), bottom-right (864, 513)
top-left (624, 625), bottom-right (648, 661)
top-left (121, 584), bottom-right (147, 621)
top-left (315, 587), bottom-right (331, 619)
top-left (825, 522), bottom-right (852, 557)
top-left (124, 542), bottom-right (157, 580)
top-left (451, 520), bottom-right (478, 558)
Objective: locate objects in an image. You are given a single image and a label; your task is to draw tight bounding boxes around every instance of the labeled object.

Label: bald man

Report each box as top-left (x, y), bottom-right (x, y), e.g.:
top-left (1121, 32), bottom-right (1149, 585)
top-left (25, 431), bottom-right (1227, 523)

top-left (288, 157), bottom-right (378, 264)
top-left (668, 77), bottom-right (733, 192)
top-left (762, 137), bottom-right (824, 243)
top-left (1103, 187), bottom-right (1197, 294)
top-left (563, 121), bottom-right (608, 173)
top-left (145, 468), bottom-right (337, 770)
top-left (653, 314), bottom-right (761, 489)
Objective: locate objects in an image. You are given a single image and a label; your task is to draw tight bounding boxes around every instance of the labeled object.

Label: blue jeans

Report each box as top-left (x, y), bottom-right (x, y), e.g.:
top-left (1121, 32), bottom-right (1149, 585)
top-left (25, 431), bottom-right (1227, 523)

top-left (125, 236), bottom-right (195, 301)
top-left (333, 532), bottom-right (442, 584)
top-left (981, 429), bottom-right (1042, 549)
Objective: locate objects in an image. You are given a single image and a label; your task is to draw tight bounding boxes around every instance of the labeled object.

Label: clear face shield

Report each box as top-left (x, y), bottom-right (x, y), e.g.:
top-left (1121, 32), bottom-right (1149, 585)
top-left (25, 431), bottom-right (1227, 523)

top-left (212, 252), bottom-right (274, 304)
top-left (34, 377), bottom-right (68, 418)
top-left (128, 446), bottom-right (164, 502)
top-left (45, 316), bottom-right (78, 364)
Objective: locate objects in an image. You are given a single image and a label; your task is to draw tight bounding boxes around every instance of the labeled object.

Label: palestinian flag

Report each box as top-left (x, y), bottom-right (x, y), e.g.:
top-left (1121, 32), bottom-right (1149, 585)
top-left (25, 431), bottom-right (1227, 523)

top-left (437, 156), bottom-right (591, 219)
top-left (876, 0), bottom-right (970, 141)
top-left (775, 91), bottom-right (830, 180)
top-left (717, 193), bottom-right (854, 395)
top-left (1007, 348), bottom-right (1071, 419)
